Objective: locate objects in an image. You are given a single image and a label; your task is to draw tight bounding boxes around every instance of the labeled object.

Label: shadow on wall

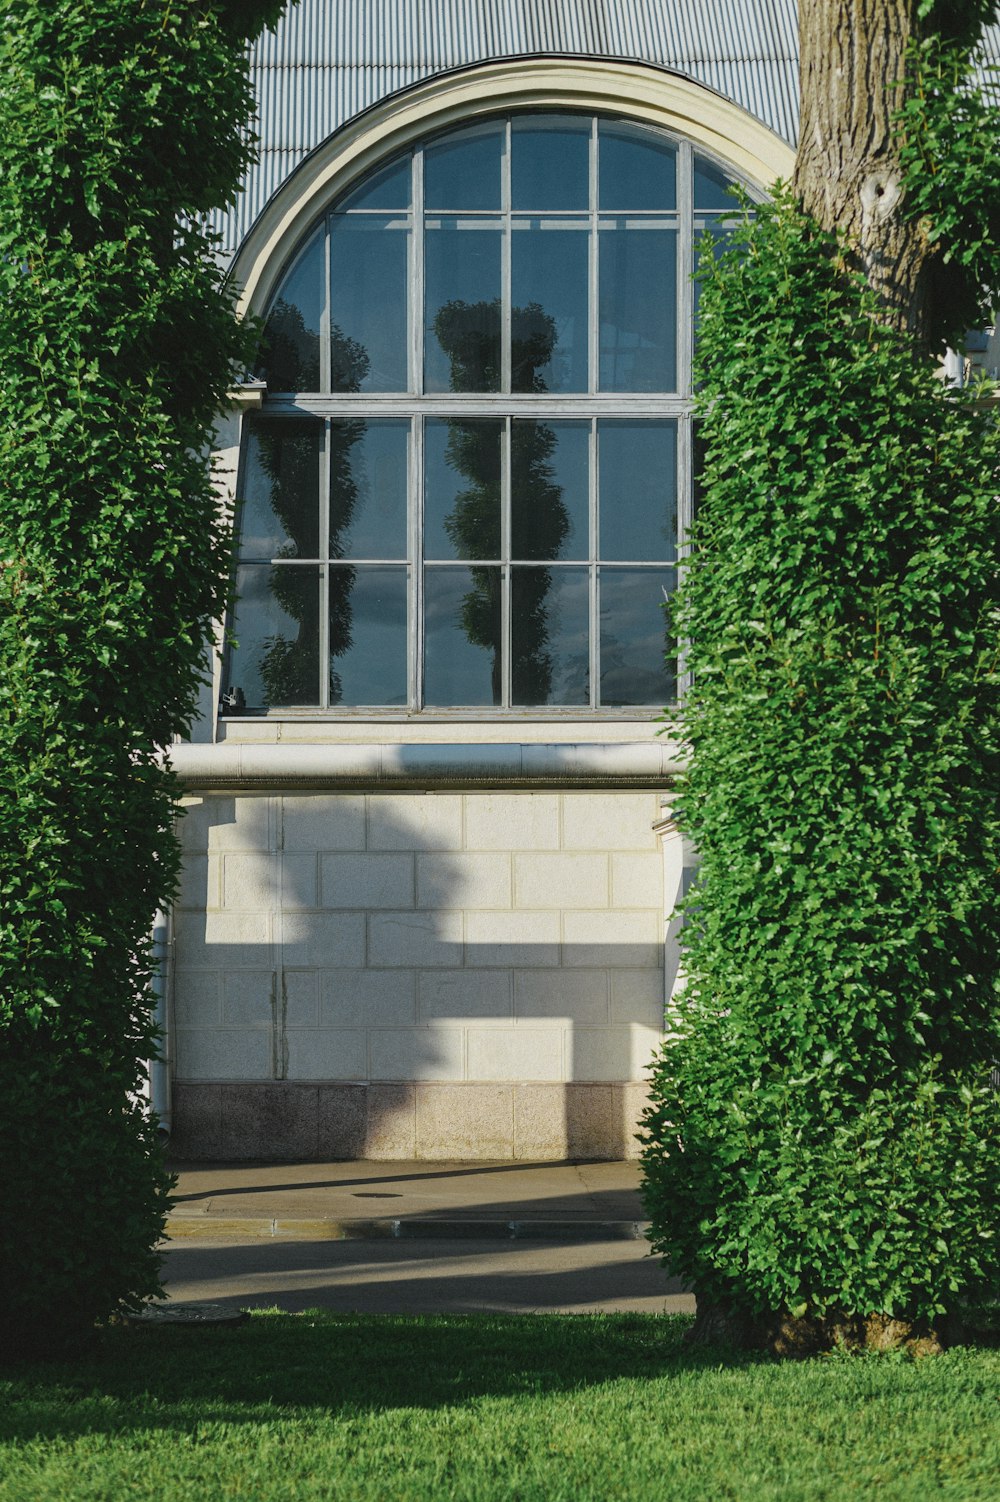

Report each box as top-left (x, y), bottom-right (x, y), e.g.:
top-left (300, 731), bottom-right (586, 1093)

top-left (166, 790), bottom-right (690, 1161)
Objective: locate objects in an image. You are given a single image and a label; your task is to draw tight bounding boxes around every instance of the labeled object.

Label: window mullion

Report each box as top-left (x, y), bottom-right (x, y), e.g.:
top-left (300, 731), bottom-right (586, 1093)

top-left (501, 416), bottom-right (512, 708)
top-left (502, 117), bottom-right (512, 395)
top-left (318, 418), bottom-right (331, 709)
top-left (589, 416), bottom-right (599, 708)
top-left (589, 115), bottom-right (598, 397)
top-left (411, 415), bottom-right (424, 710)
top-left (676, 413), bottom-right (692, 701)
top-left (411, 146), bottom-right (424, 710)
top-left (412, 146), bottom-right (424, 396)
top-left (677, 139), bottom-right (694, 400)
top-left (321, 216), bottom-right (331, 392)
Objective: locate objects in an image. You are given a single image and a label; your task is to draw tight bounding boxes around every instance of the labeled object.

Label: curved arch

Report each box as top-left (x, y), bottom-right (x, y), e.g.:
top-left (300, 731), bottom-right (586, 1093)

top-left (230, 56), bottom-right (795, 318)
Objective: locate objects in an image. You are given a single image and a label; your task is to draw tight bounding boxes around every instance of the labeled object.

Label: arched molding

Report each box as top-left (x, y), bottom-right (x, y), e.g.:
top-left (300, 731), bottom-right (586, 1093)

top-left (229, 56), bottom-right (796, 318)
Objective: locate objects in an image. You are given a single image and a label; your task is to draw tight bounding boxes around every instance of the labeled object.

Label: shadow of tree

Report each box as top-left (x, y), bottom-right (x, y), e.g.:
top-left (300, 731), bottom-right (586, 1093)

top-left (1, 1311), bottom-right (772, 1446)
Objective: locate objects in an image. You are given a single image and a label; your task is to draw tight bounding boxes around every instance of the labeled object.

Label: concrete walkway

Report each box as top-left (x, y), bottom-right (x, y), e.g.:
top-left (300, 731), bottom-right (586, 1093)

top-left (167, 1158), bottom-right (649, 1239)
top-left (161, 1160), bottom-right (694, 1316)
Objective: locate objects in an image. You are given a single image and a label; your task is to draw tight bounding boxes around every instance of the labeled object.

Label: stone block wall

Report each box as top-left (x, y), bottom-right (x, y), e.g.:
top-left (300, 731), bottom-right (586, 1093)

top-left (169, 789), bottom-right (671, 1159)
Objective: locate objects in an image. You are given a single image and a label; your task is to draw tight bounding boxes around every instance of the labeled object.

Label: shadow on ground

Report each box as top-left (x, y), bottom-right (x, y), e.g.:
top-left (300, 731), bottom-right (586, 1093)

top-left (1, 1311), bottom-right (755, 1446)
top-left (160, 1236), bottom-right (691, 1315)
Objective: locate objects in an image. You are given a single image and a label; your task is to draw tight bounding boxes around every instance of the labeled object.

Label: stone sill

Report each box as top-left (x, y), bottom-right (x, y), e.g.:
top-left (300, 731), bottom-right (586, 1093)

top-left (169, 740), bottom-right (685, 792)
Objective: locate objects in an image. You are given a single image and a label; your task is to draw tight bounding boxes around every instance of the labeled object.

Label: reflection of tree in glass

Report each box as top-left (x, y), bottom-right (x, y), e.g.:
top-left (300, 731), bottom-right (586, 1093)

top-left (433, 299), bottom-right (570, 704)
top-left (255, 297), bottom-right (320, 391)
top-left (510, 420), bottom-right (572, 702)
top-left (327, 411), bottom-right (368, 704)
top-left (250, 328), bottom-right (368, 705)
top-left (662, 585), bottom-right (677, 701)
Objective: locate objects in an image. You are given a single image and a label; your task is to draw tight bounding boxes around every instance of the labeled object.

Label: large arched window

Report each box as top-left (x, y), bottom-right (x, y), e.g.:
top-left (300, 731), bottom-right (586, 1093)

top-left (222, 112), bottom-right (748, 716)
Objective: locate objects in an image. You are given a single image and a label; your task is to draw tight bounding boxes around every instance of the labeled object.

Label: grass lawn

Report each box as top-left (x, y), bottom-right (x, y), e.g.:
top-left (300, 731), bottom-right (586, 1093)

top-left (2, 1311), bottom-right (999, 1501)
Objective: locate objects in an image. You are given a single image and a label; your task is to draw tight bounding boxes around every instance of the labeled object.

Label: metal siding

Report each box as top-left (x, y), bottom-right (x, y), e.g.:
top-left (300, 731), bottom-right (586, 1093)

top-left (212, 3), bottom-right (1000, 264)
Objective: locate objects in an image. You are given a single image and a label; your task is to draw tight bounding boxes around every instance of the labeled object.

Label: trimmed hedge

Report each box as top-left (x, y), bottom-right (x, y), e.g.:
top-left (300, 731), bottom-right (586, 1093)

top-left (0, 1), bottom-right (286, 1356)
top-left (640, 194), bottom-right (1000, 1339)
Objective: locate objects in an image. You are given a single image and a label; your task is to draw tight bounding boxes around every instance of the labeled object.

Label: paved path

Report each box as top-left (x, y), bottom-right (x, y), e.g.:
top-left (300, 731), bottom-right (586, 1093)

top-left (161, 1160), bottom-right (694, 1316)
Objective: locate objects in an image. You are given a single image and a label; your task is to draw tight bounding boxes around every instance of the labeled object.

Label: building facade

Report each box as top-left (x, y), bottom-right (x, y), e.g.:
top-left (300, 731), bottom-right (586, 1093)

top-left (164, 0), bottom-right (800, 1160)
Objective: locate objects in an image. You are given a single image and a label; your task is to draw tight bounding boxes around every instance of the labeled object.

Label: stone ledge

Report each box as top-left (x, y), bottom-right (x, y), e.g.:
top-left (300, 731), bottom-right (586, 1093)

top-left (168, 741), bottom-right (684, 792)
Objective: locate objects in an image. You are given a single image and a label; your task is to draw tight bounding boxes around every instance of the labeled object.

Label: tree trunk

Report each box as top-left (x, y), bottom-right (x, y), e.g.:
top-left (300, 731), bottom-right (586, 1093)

top-left (686, 1302), bottom-right (953, 1358)
top-left (792, 0), bottom-right (932, 341)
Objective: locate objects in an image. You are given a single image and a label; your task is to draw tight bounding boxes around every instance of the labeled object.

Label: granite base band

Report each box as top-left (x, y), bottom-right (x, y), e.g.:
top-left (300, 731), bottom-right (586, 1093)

top-left (169, 1081), bottom-right (651, 1161)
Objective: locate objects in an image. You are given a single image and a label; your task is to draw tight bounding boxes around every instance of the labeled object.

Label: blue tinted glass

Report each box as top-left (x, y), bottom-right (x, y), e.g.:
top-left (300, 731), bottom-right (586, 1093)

top-left (599, 224), bottom-right (677, 391)
top-left (337, 155), bottom-right (411, 211)
top-left (694, 155), bottom-right (738, 211)
top-left (330, 216), bottom-right (409, 392)
top-left (694, 223), bottom-right (735, 329)
top-left (424, 124), bottom-right (503, 210)
top-left (512, 224), bottom-right (589, 392)
top-left (424, 566), bottom-right (502, 706)
top-left (227, 565), bottom-right (321, 708)
top-left (512, 567), bottom-right (590, 705)
top-left (257, 227), bottom-right (323, 390)
top-left (330, 419), bottom-right (408, 560)
top-left (511, 420), bottom-right (588, 561)
top-left (599, 124), bottom-right (676, 210)
top-left (425, 222), bottom-right (502, 392)
top-left (424, 419), bottom-right (502, 561)
top-left (329, 566), bottom-right (408, 706)
top-left (239, 420), bottom-right (320, 560)
top-left (599, 421), bottom-right (677, 561)
top-left (599, 567), bottom-right (677, 705)
top-left (511, 117), bottom-right (590, 210)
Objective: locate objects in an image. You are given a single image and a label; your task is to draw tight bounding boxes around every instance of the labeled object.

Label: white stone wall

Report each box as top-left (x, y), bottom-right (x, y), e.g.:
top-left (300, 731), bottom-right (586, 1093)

top-left (171, 789), bottom-right (670, 1157)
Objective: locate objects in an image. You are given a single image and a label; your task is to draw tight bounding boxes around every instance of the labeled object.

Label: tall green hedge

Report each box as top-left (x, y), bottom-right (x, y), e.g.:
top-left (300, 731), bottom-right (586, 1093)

top-left (0, 0), bottom-right (286, 1356)
top-left (640, 195), bottom-right (1000, 1346)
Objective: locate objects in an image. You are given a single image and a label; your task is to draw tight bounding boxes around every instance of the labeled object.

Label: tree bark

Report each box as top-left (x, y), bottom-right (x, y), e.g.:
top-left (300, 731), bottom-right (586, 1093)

top-left (792, 0), bottom-right (932, 341)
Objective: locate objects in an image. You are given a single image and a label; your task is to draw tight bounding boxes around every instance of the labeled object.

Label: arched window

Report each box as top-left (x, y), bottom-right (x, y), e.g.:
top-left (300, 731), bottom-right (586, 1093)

top-left (223, 112), bottom-right (748, 715)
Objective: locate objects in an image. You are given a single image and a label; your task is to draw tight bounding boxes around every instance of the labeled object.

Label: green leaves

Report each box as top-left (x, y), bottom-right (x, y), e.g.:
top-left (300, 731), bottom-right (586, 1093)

top-left (641, 192), bottom-right (1000, 1333)
top-left (0, 0), bottom-right (286, 1356)
top-left (896, 32), bottom-right (1000, 347)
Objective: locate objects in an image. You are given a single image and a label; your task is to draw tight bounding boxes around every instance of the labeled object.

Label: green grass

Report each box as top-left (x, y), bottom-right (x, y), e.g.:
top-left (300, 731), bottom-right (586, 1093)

top-left (2, 1312), bottom-right (999, 1501)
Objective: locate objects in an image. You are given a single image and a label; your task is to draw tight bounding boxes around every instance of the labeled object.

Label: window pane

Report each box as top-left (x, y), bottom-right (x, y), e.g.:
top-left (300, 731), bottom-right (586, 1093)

top-left (425, 222), bottom-right (502, 392)
top-left (694, 154), bottom-right (738, 211)
top-left (511, 117), bottom-right (590, 210)
top-left (512, 224), bottom-right (589, 392)
top-left (599, 124), bottom-right (676, 211)
top-left (692, 422), bottom-right (707, 532)
top-left (511, 419), bottom-right (588, 561)
top-left (239, 419), bottom-right (320, 560)
top-left (330, 419), bottom-right (408, 560)
top-left (424, 124), bottom-right (503, 210)
top-left (330, 216), bottom-right (409, 392)
top-left (227, 565), bottom-right (320, 709)
top-left (512, 567), bottom-right (589, 706)
top-left (694, 223), bottom-right (737, 331)
top-left (424, 418), bottom-right (502, 561)
top-left (599, 567), bottom-right (677, 705)
top-left (424, 566), bottom-right (502, 706)
top-left (329, 566), bottom-right (408, 706)
top-left (337, 155), bottom-right (411, 211)
top-left (599, 224), bottom-right (677, 391)
top-left (256, 227), bottom-right (323, 391)
top-left (599, 420), bottom-right (677, 562)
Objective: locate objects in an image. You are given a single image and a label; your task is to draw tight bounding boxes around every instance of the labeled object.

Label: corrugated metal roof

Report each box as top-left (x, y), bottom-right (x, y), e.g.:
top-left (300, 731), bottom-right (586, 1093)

top-left (212, 1), bottom-right (1000, 265)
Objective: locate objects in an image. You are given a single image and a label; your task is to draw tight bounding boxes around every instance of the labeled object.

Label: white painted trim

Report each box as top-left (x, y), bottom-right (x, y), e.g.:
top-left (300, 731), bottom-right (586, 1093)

top-left (228, 57), bottom-right (795, 319)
